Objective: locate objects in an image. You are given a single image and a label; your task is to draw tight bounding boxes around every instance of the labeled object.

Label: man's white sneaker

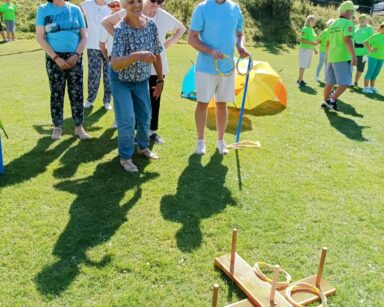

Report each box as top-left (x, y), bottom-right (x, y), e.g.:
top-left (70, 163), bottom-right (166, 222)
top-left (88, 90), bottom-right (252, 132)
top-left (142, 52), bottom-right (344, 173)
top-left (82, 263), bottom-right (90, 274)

top-left (363, 87), bottom-right (374, 94)
top-left (195, 139), bottom-right (206, 155)
top-left (84, 101), bottom-right (93, 108)
top-left (217, 140), bottom-right (229, 155)
top-left (51, 127), bottom-right (62, 140)
top-left (104, 103), bottom-right (112, 110)
top-left (74, 126), bottom-right (90, 140)
top-left (120, 159), bottom-right (138, 173)
top-left (137, 148), bottom-right (159, 160)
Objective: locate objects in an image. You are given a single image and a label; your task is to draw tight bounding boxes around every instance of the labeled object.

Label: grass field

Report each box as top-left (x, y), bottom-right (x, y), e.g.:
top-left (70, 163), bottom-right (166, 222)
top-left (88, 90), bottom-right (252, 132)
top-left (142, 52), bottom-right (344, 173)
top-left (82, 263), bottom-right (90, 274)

top-left (0, 40), bottom-right (383, 306)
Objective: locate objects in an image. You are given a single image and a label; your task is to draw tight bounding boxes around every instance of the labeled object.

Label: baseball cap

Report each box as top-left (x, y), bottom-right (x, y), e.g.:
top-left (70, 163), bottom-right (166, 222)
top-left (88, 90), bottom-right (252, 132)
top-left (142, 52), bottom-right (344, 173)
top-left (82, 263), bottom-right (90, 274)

top-left (339, 1), bottom-right (358, 13)
top-left (106, 0), bottom-right (120, 4)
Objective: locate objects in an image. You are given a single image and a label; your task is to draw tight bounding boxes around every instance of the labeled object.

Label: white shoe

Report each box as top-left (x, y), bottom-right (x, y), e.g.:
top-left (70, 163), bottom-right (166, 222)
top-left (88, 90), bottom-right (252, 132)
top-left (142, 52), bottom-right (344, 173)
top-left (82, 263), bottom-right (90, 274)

top-left (195, 139), bottom-right (206, 155)
top-left (137, 147), bottom-right (159, 160)
top-left (112, 121), bottom-right (117, 128)
top-left (363, 87), bottom-right (374, 94)
top-left (84, 101), bottom-right (93, 108)
top-left (120, 159), bottom-right (138, 173)
top-left (104, 103), bottom-right (112, 110)
top-left (74, 126), bottom-right (90, 140)
top-left (51, 127), bottom-right (62, 140)
top-left (371, 87), bottom-right (379, 93)
top-left (217, 140), bottom-right (229, 155)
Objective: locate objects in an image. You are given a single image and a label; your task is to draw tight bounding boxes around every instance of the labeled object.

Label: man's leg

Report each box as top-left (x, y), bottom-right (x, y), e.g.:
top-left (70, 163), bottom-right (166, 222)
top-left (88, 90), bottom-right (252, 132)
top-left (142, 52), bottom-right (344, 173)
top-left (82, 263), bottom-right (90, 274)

top-left (195, 102), bottom-right (208, 140)
top-left (215, 102), bottom-right (228, 141)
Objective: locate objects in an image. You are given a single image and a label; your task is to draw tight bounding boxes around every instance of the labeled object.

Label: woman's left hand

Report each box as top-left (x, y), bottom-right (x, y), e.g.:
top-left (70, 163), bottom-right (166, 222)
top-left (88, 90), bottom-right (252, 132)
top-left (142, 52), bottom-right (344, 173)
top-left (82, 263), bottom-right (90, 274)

top-left (152, 82), bottom-right (164, 99)
top-left (66, 54), bottom-right (79, 68)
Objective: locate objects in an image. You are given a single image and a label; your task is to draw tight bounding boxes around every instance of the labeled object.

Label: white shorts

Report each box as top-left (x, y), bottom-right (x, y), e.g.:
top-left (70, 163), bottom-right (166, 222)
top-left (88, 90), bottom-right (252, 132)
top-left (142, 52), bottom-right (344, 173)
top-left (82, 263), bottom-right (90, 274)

top-left (298, 48), bottom-right (313, 69)
top-left (195, 71), bottom-right (235, 103)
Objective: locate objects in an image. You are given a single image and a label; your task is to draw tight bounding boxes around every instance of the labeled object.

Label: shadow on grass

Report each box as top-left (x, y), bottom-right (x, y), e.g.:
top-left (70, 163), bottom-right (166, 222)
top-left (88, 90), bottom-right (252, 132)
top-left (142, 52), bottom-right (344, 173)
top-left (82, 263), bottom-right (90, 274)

top-left (337, 100), bottom-right (364, 118)
top-left (349, 86), bottom-right (384, 102)
top-left (0, 107), bottom-right (107, 187)
top-left (0, 48), bottom-right (42, 56)
top-left (245, 101), bottom-right (286, 117)
top-left (207, 107), bottom-right (252, 135)
top-left (299, 85), bottom-right (318, 95)
top-left (35, 158), bottom-right (159, 296)
top-left (160, 153), bottom-right (236, 252)
top-left (324, 111), bottom-right (368, 142)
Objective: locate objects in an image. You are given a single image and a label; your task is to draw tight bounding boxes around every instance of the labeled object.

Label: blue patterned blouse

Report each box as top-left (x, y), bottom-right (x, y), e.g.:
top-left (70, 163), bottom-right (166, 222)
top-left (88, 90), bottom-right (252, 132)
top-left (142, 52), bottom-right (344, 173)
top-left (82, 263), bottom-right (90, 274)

top-left (112, 18), bottom-right (163, 82)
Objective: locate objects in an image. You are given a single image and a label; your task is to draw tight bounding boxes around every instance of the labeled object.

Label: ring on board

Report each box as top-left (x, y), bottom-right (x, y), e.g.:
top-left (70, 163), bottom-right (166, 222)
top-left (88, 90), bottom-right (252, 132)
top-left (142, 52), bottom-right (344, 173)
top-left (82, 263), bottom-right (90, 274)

top-left (285, 282), bottom-right (328, 307)
top-left (253, 261), bottom-right (292, 290)
top-left (214, 54), bottom-right (235, 77)
top-left (236, 54), bottom-right (253, 76)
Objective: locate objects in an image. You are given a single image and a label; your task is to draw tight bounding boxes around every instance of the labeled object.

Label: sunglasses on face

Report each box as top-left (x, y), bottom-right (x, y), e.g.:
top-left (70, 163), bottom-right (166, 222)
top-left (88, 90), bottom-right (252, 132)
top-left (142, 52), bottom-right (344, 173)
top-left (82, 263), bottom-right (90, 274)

top-left (108, 3), bottom-right (120, 8)
top-left (150, 0), bottom-right (164, 5)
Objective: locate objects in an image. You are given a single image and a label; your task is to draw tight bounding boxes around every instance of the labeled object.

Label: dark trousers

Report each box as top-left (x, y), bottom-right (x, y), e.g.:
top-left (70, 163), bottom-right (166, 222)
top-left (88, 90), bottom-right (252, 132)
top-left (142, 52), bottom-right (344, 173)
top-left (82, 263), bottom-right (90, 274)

top-left (46, 53), bottom-right (84, 127)
top-left (87, 49), bottom-right (111, 104)
top-left (149, 75), bottom-right (163, 131)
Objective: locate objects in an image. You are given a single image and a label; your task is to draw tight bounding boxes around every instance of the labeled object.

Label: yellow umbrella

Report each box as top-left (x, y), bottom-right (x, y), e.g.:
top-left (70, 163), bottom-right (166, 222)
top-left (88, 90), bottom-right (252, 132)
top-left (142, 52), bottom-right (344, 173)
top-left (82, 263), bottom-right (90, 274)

top-left (208, 61), bottom-right (287, 109)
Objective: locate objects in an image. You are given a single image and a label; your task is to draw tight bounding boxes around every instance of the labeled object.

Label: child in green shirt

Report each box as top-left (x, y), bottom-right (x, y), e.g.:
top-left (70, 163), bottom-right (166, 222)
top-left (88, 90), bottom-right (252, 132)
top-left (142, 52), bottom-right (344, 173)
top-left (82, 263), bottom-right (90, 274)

top-left (354, 14), bottom-right (374, 86)
top-left (363, 23), bottom-right (384, 94)
top-left (297, 15), bottom-right (318, 87)
top-left (0, 0), bottom-right (17, 41)
top-left (315, 19), bottom-right (334, 82)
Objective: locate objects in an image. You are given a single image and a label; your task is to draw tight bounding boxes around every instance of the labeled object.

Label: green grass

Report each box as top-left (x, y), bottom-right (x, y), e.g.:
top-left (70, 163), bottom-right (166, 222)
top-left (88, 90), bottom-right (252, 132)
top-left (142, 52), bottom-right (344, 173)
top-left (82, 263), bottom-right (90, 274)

top-left (0, 40), bottom-right (383, 306)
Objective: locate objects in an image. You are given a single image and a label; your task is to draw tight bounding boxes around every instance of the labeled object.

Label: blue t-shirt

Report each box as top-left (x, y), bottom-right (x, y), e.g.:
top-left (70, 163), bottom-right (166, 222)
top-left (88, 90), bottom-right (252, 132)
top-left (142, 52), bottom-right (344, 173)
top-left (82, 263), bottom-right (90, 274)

top-left (36, 2), bottom-right (86, 53)
top-left (112, 19), bottom-right (163, 83)
top-left (190, 0), bottom-right (243, 75)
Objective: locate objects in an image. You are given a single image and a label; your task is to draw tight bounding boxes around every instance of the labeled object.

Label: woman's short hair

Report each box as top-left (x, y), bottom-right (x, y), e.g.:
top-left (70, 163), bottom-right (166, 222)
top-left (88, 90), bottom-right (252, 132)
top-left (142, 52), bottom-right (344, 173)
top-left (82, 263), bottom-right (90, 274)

top-left (305, 15), bottom-right (316, 26)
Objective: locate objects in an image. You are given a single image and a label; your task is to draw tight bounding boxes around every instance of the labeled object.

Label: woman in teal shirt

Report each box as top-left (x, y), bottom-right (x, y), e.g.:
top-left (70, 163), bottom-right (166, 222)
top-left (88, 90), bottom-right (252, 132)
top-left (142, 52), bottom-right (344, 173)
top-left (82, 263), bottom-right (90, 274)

top-left (36, 0), bottom-right (90, 140)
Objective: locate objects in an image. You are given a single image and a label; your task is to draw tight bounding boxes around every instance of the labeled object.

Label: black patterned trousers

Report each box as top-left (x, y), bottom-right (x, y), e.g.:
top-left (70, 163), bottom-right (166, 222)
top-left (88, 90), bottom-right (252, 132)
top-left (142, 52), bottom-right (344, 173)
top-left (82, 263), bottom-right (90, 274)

top-left (46, 53), bottom-right (84, 127)
top-left (86, 49), bottom-right (111, 104)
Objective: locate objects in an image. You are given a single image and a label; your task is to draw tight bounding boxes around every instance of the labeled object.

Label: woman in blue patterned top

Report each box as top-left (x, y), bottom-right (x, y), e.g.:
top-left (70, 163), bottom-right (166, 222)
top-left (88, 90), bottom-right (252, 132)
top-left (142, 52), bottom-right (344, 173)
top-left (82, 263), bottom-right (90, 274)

top-left (36, 0), bottom-right (90, 141)
top-left (110, 0), bottom-right (163, 173)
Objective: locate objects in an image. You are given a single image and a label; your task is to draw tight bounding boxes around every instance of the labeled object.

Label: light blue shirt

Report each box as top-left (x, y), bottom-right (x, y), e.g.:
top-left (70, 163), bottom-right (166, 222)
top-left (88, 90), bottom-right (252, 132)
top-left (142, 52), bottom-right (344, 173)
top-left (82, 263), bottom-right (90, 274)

top-left (36, 2), bottom-right (86, 53)
top-left (190, 0), bottom-right (243, 75)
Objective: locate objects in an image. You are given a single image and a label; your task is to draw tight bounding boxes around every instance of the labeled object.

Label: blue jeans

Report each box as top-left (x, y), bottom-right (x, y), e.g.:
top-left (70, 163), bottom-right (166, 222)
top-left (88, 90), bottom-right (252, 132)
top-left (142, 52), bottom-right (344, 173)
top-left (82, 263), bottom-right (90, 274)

top-left (109, 66), bottom-right (151, 160)
top-left (316, 52), bottom-right (326, 78)
top-left (365, 57), bottom-right (384, 81)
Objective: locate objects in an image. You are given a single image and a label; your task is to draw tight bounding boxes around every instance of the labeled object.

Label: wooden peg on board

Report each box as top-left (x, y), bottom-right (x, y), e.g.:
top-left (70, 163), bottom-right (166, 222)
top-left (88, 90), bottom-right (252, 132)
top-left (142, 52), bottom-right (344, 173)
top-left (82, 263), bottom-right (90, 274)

top-left (230, 229), bottom-right (238, 274)
top-left (269, 265), bottom-right (280, 305)
top-left (212, 283), bottom-right (219, 307)
top-left (316, 247), bottom-right (328, 288)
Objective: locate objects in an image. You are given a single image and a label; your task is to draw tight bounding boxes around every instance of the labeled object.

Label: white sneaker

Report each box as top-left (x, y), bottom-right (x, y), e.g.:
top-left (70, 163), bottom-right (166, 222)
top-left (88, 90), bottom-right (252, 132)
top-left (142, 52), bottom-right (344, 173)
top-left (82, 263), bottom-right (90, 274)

top-left (363, 87), bottom-right (374, 94)
top-left (84, 101), bottom-right (93, 108)
top-left (195, 139), bottom-right (206, 155)
top-left (74, 126), bottom-right (90, 140)
top-left (137, 147), bottom-right (159, 160)
top-left (371, 87), bottom-right (379, 93)
top-left (112, 121), bottom-right (117, 128)
top-left (51, 127), bottom-right (62, 140)
top-left (120, 159), bottom-right (138, 173)
top-left (104, 103), bottom-right (112, 110)
top-left (217, 140), bottom-right (229, 155)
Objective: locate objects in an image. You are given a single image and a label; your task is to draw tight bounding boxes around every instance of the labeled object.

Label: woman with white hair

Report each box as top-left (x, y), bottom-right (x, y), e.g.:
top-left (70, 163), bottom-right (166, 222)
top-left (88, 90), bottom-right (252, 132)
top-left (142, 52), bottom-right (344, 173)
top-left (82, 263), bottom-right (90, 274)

top-left (110, 0), bottom-right (163, 172)
top-left (297, 15), bottom-right (318, 87)
top-left (315, 19), bottom-right (334, 82)
top-left (102, 0), bottom-right (186, 144)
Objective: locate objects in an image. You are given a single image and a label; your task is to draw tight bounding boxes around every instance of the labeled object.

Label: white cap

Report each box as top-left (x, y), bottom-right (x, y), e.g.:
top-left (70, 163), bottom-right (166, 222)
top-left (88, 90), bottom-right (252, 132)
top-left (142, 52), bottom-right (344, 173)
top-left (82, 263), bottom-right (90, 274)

top-left (106, 0), bottom-right (120, 5)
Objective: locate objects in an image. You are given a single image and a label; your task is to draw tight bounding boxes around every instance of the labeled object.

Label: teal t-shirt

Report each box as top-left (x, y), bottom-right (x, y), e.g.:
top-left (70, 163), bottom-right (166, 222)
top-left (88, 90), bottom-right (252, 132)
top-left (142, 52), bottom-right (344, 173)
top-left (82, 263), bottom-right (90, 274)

top-left (365, 33), bottom-right (384, 60)
top-left (190, 0), bottom-right (243, 75)
top-left (318, 29), bottom-right (329, 53)
top-left (300, 26), bottom-right (316, 49)
top-left (354, 25), bottom-right (374, 56)
top-left (36, 2), bottom-right (86, 53)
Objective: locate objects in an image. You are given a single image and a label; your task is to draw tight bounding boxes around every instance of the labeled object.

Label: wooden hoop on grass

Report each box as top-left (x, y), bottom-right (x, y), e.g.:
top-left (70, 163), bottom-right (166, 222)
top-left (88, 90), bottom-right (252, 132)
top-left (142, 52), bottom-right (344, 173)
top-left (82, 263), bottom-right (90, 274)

top-left (285, 282), bottom-right (328, 307)
top-left (253, 261), bottom-right (292, 290)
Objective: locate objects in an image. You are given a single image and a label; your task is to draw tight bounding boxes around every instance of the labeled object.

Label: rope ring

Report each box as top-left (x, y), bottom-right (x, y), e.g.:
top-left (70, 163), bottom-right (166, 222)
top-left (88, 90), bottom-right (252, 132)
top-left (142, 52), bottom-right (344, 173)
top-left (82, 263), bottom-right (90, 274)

top-left (285, 282), bottom-right (328, 307)
top-left (214, 54), bottom-right (235, 77)
top-left (253, 262), bottom-right (292, 290)
top-left (236, 55), bottom-right (253, 76)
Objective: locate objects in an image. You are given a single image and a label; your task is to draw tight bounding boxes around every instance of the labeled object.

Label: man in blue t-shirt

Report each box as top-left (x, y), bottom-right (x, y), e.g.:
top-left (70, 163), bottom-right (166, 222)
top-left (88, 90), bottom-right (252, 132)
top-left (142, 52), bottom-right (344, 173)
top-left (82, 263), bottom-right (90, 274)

top-left (188, 0), bottom-right (249, 155)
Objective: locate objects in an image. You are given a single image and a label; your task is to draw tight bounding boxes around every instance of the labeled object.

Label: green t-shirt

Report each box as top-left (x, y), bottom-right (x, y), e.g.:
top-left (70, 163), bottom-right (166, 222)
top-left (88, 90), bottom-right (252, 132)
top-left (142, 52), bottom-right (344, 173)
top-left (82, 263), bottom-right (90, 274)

top-left (300, 26), bottom-right (316, 49)
top-left (365, 33), bottom-right (384, 60)
top-left (354, 25), bottom-right (374, 56)
top-left (328, 17), bottom-right (355, 63)
top-left (318, 29), bottom-right (329, 53)
top-left (0, 3), bottom-right (17, 21)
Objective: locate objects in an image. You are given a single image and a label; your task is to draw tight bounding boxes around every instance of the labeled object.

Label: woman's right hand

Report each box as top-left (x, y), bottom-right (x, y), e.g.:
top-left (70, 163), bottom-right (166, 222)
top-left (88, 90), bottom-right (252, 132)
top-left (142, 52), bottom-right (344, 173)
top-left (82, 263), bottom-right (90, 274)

top-left (135, 51), bottom-right (156, 63)
top-left (55, 57), bottom-right (71, 70)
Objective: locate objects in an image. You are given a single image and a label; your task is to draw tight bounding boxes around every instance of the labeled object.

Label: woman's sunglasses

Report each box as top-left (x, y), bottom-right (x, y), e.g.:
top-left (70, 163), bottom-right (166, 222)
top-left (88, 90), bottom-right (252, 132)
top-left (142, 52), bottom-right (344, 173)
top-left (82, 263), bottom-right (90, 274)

top-left (108, 3), bottom-right (121, 8)
top-left (150, 0), bottom-right (164, 4)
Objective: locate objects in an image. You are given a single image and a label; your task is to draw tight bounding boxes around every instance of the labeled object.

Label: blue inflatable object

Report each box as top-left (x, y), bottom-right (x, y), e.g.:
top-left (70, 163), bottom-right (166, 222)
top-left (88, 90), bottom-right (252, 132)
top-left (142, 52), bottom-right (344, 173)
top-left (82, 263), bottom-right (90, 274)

top-left (0, 136), bottom-right (4, 175)
top-left (181, 64), bottom-right (197, 101)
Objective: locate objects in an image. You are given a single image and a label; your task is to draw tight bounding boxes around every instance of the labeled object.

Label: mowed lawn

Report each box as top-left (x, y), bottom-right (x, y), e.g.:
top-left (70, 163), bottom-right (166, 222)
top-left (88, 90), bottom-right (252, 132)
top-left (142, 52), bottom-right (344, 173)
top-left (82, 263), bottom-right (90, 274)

top-left (0, 40), bottom-right (383, 306)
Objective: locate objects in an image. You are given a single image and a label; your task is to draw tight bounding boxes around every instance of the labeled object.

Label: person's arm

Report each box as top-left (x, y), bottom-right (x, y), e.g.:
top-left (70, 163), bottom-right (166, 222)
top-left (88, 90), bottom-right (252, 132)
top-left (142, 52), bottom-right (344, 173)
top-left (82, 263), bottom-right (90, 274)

top-left (102, 10), bottom-right (125, 36)
top-left (345, 36), bottom-right (357, 65)
top-left (300, 38), bottom-right (317, 46)
top-left (188, 30), bottom-right (224, 59)
top-left (152, 54), bottom-right (163, 99)
top-left (236, 31), bottom-right (250, 57)
top-left (364, 40), bottom-right (377, 53)
top-left (164, 20), bottom-right (186, 49)
top-left (36, 26), bottom-right (70, 70)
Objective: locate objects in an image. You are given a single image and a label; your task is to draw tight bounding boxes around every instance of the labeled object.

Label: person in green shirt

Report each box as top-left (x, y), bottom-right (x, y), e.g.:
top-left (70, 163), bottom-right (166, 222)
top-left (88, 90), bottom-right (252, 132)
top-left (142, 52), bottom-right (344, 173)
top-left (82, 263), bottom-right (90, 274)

top-left (353, 14), bottom-right (374, 87)
top-left (0, 10), bottom-right (6, 43)
top-left (315, 19), bottom-right (334, 82)
top-left (0, 0), bottom-right (17, 41)
top-left (297, 15), bottom-right (318, 87)
top-left (363, 23), bottom-right (384, 94)
top-left (322, 1), bottom-right (357, 111)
